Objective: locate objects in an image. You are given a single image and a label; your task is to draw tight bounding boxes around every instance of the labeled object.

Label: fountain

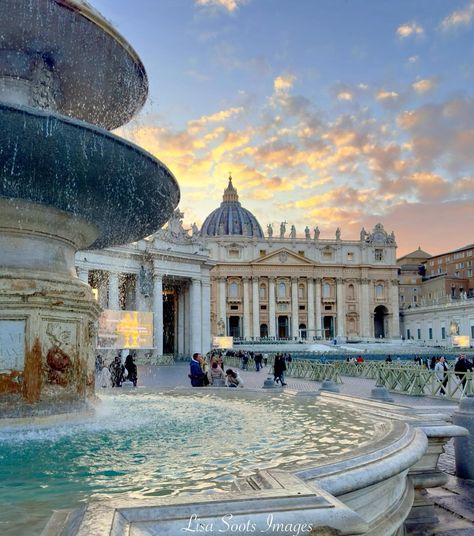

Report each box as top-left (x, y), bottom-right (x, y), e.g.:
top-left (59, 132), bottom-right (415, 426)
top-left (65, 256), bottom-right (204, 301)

top-left (0, 0), bottom-right (179, 416)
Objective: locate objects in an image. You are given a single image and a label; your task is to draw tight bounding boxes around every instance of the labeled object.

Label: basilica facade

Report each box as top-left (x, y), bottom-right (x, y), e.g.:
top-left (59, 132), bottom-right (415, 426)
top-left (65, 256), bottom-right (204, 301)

top-left (201, 178), bottom-right (400, 342)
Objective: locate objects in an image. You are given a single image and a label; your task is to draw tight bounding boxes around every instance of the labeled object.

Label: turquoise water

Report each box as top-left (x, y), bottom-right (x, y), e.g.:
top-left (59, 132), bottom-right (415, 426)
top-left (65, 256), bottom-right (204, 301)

top-left (0, 391), bottom-right (379, 535)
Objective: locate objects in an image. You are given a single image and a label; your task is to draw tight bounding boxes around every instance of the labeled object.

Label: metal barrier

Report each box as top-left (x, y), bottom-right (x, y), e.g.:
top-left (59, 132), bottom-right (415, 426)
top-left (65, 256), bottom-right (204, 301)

top-left (332, 361), bottom-right (419, 380)
top-left (377, 367), bottom-right (474, 400)
top-left (284, 360), bottom-right (342, 383)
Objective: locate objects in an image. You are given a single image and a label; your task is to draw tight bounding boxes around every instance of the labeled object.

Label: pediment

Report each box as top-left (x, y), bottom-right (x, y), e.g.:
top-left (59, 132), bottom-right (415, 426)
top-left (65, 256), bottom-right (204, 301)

top-left (252, 248), bottom-right (314, 266)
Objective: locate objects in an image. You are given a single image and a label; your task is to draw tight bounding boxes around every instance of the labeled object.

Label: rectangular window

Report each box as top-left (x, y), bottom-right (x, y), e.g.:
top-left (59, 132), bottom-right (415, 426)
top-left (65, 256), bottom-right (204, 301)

top-left (441, 327), bottom-right (446, 339)
top-left (468, 269), bottom-right (473, 277)
top-left (324, 305), bottom-right (332, 311)
top-left (299, 305), bottom-right (305, 310)
top-left (259, 250), bottom-right (266, 256)
top-left (429, 328), bottom-right (433, 340)
top-left (230, 305), bottom-right (238, 310)
top-left (468, 251), bottom-right (473, 257)
top-left (298, 251), bottom-right (305, 257)
top-left (347, 252), bottom-right (354, 261)
top-left (260, 305), bottom-right (267, 310)
top-left (417, 328), bottom-right (421, 340)
top-left (228, 249), bottom-right (240, 258)
top-left (471, 325), bottom-right (474, 339)
top-left (407, 329), bottom-right (411, 339)
top-left (375, 249), bottom-right (383, 261)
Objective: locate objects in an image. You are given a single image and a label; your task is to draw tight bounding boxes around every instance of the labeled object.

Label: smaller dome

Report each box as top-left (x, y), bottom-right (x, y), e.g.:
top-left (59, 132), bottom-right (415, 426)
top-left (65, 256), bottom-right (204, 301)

top-left (201, 176), bottom-right (264, 238)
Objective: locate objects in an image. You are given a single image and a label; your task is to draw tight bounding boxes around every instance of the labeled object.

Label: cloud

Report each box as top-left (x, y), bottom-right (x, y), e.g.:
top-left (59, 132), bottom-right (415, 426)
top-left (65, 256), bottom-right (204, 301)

top-left (411, 78), bottom-right (438, 94)
top-left (188, 107), bottom-right (244, 133)
top-left (195, 0), bottom-right (247, 13)
top-left (337, 90), bottom-right (353, 101)
top-left (396, 22), bottom-right (424, 38)
top-left (440, 2), bottom-right (474, 32)
top-left (376, 90), bottom-right (400, 101)
top-left (274, 74), bottom-right (296, 94)
top-left (408, 55), bottom-right (419, 64)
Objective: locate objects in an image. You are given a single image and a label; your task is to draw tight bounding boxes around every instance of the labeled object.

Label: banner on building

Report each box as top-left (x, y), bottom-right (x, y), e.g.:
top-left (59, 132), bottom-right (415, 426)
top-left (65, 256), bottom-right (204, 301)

top-left (212, 336), bottom-right (233, 350)
top-left (98, 310), bottom-right (154, 349)
top-left (451, 335), bottom-right (470, 348)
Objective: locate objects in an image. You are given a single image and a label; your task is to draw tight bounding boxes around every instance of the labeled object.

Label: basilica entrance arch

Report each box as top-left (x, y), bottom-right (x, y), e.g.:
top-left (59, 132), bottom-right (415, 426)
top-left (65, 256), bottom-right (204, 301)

top-left (374, 305), bottom-right (389, 338)
top-left (229, 316), bottom-right (241, 338)
top-left (260, 323), bottom-right (268, 338)
top-left (323, 316), bottom-right (334, 339)
top-left (278, 316), bottom-right (289, 338)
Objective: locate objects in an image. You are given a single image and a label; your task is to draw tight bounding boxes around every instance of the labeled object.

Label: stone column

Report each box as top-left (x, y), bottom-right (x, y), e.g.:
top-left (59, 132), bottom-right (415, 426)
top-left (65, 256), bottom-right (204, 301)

top-left (307, 278), bottom-right (315, 339)
top-left (242, 277), bottom-right (250, 339)
top-left (252, 276), bottom-right (260, 338)
top-left (360, 278), bottom-right (370, 338)
top-left (108, 272), bottom-right (120, 310)
top-left (268, 277), bottom-right (276, 338)
top-left (218, 277), bottom-right (227, 335)
top-left (152, 272), bottom-right (163, 355)
top-left (390, 278), bottom-right (400, 339)
top-left (184, 283), bottom-right (190, 355)
top-left (315, 277), bottom-right (322, 338)
top-left (190, 278), bottom-right (202, 353)
top-left (336, 278), bottom-right (345, 338)
top-left (201, 279), bottom-right (211, 354)
top-left (77, 268), bottom-right (89, 283)
top-left (178, 290), bottom-right (185, 354)
top-left (291, 277), bottom-right (299, 339)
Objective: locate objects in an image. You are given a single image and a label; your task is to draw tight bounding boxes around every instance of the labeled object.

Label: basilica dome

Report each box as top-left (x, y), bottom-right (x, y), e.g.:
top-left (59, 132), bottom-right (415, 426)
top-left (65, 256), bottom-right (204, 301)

top-left (201, 176), bottom-right (264, 238)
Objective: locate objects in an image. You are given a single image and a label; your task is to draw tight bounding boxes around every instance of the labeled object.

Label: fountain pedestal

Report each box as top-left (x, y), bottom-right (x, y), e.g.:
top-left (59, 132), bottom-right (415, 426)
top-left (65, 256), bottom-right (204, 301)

top-left (0, 199), bottom-right (100, 414)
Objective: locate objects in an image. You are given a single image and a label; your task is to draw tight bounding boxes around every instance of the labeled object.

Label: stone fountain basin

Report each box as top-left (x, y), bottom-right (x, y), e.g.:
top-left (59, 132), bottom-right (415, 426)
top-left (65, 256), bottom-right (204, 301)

top-left (0, 0), bottom-right (148, 129)
top-left (0, 103), bottom-right (180, 249)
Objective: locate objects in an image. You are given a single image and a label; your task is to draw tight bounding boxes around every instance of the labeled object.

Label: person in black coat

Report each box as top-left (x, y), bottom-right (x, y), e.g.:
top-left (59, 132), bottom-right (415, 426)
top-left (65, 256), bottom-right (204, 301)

top-left (125, 352), bottom-right (138, 387)
top-left (454, 354), bottom-right (473, 390)
top-left (273, 354), bottom-right (287, 386)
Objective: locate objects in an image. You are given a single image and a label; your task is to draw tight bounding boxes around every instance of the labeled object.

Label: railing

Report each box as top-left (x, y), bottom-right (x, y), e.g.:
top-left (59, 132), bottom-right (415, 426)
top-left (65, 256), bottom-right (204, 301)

top-left (331, 361), bottom-right (419, 379)
top-left (284, 360), bottom-right (342, 384)
top-left (377, 367), bottom-right (474, 400)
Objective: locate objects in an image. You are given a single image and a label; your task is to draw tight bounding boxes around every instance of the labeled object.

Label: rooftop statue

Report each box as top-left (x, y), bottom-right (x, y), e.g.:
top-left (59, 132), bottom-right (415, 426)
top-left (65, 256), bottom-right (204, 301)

top-left (304, 226), bottom-right (310, 239)
top-left (280, 221), bottom-right (287, 238)
top-left (267, 223), bottom-right (273, 238)
top-left (314, 226), bottom-right (320, 240)
top-left (290, 225), bottom-right (296, 239)
top-left (336, 227), bottom-right (341, 240)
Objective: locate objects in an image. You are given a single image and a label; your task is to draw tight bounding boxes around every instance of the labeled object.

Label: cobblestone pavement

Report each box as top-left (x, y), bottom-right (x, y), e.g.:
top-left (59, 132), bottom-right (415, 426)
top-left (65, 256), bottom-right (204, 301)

top-left (128, 363), bottom-right (473, 535)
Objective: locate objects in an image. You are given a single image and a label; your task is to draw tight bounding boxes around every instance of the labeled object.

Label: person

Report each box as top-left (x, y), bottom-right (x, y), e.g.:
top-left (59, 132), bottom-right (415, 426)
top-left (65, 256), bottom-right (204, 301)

top-left (356, 355), bottom-right (364, 364)
top-left (125, 352), bottom-right (138, 387)
top-left (385, 355), bottom-right (392, 363)
top-left (95, 354), bottom-right (103, 373)
top-left (273, 354), bottom-right (287, 386)
top-left (189, 353), bottom-right (207, 387)
top-left (255, 353), bottom-right (263, 371)
top-left (208, 361), bottom-right (226, 386)
top-left (414, 356), bottom-right (422, 366)
top-left (454, 354), bottom-right (472, 390)
top-left (98, 364), bottom-right (111, 388)
top-left (225, 368), bottom-right (244, 388)
top-left (435, 356), bottom-right (448, 396)
top-left (241, 353), bottom-right (249, 370)
top-left (110, 355), bottom-right (125, 387)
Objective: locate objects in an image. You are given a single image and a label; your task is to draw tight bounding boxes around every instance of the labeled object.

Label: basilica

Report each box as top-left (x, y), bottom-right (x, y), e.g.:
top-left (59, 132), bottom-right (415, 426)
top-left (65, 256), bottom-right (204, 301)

top-left (76, 176), bottom-right (400, 356)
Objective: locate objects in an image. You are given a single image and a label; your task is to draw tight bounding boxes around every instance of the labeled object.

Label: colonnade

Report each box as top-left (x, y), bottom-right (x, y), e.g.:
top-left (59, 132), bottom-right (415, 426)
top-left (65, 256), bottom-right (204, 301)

top-left (77, 267), bottom-right (211, 355)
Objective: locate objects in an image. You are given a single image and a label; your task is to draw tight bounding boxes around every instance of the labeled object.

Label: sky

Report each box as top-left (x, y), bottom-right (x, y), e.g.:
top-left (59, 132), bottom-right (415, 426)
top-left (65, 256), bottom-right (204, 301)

top-left (93, 0), bottom-right (474, 257)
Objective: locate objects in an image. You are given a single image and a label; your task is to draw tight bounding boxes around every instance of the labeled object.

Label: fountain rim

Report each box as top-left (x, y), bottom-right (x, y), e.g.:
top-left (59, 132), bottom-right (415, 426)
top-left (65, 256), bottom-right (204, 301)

top-left (0, 101), bottom-right (181, 249)
top-left (53, 0), bottom-right (148, 94)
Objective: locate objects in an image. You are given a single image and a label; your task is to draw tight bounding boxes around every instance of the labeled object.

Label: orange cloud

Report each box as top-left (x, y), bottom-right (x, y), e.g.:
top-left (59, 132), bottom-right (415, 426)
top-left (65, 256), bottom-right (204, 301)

top-left (397, 22), bottom-right (424, 38)
top-left (412, 78), bottom-right (438, 94)
top-left (440, 2), bottom-right (474, 32)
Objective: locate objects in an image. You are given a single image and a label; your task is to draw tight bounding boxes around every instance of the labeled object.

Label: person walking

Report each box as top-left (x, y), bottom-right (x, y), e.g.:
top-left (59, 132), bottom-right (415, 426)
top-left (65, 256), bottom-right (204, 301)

top-left (124, 352), bottom-right (138, 387)
top-left (435, 356), bottom-right (448, 396)
top-left (454, 354), bottom-right (472, 391)
top-left (273, 354), bottom-right (287, 386)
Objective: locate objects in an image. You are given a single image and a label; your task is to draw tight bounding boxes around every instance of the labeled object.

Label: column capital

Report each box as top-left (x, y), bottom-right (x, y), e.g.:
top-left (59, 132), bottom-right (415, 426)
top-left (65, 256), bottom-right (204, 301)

top-left (361, 278), bottom-right (370, 285)
top-left (252, 275), bottom-right (260, 283)
top-left (191, 277), bottom-right (202, 285)
top-left (314, 277), bottom-right (322, 284)
top-left (268, 276), bottom-right (276, 283)
top-left (242, 276), bottom-right (250, 283)
top-left (291, 276), bottom-right (298, 284)
top-left (390, 279), bottom-right (399, 286)
top-left (336, 277), bottom-right (344, 284)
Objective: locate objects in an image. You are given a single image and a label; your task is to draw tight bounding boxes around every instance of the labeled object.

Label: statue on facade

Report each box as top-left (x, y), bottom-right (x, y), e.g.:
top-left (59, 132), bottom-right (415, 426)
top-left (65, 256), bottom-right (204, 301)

top-left (192, 222), bottom-right (199, 237)
top-left (218, 222), bottom-right (225, 235)
top-left (313, 226), bottom-right (320, 240)
top-left (139, 265), bottom-right (153, 297)
top-left (217, 318), bottom-right (225, 336)
top-left (290, 225), bottom-right (296, 239)
top-left (167, 209), bottom-right (186, 238)
top-left (267, 223), bottom-right (273, 238)
top-left (242, 222), bottom-right (249, 236)
top-left (304, 226), bottom-right (310, 239)
top-left (335, 227), bottom-right (341, 240)
top-left (280, 221), bottom-right (287, 238)
top-left (360, 227), bottom-right (367, 241)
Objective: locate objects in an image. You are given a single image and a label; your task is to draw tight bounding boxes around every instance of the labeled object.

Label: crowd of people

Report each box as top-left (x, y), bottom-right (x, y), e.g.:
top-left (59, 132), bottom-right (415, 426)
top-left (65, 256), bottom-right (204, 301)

top-left (188, 350), bottom-right (294, 388)
top-left (96, 351), bottom-right (138, 388)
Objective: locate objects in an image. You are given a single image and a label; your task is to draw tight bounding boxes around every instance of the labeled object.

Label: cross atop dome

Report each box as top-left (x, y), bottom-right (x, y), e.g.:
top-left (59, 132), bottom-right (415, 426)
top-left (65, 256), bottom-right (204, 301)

top-left (222, 173), bottom-right (239, 203)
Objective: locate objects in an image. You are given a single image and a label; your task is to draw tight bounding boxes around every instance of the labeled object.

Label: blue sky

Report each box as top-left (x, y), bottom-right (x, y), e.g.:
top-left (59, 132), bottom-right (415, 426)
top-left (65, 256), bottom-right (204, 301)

top-left (93, 0), bottom-right (474, 255)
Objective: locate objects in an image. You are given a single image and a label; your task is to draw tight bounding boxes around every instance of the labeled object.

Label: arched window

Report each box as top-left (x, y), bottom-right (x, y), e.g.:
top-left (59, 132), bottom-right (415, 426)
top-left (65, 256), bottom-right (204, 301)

top-left (323, 282), bottom-right (331, 298)
top-left (278, 282), bottom-right (286, 298)
top-left (298, 284), bottom-right (305, 299)
top-left (229, 282), bottom-right (238, 298)
top-left (259, 284), bottom-right (267, 300)
top-left (347, 284), bottom-right (355, 300)
top-left (375, 284), bottom-right (384, 298)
